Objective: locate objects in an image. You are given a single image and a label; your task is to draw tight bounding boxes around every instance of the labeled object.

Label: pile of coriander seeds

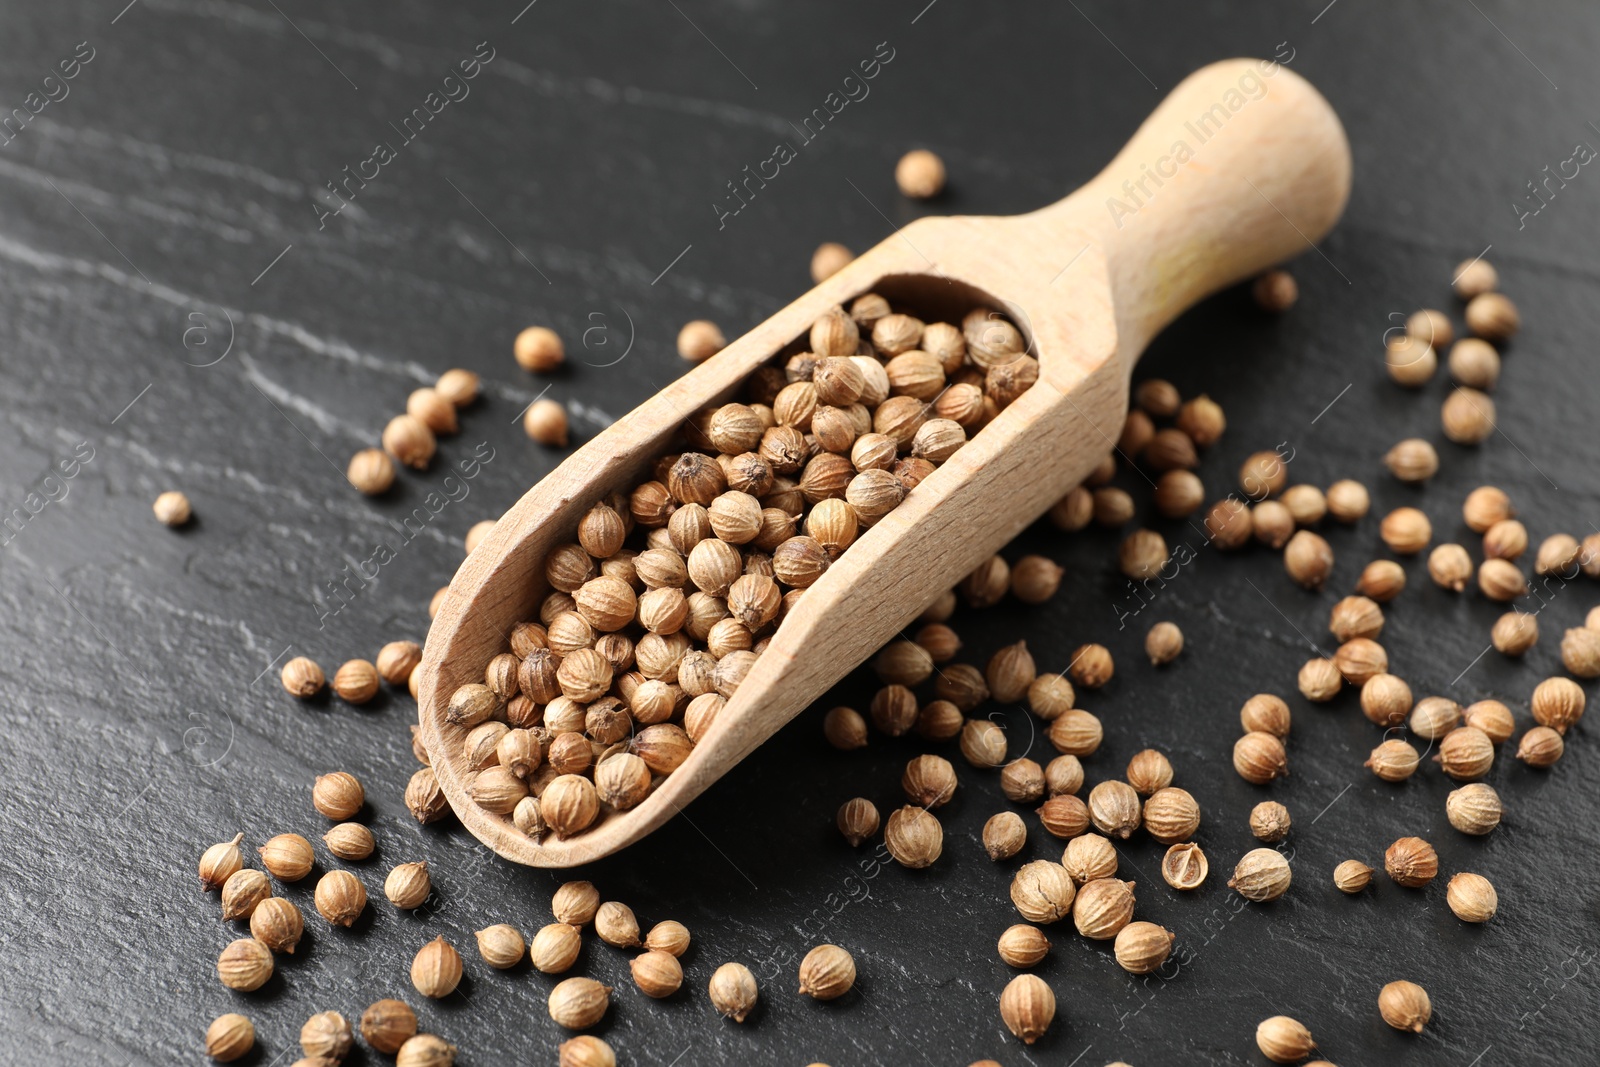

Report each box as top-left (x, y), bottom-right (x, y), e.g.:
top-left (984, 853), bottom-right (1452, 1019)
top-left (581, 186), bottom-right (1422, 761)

top-left (436, 293), bottom-right (1039, 844)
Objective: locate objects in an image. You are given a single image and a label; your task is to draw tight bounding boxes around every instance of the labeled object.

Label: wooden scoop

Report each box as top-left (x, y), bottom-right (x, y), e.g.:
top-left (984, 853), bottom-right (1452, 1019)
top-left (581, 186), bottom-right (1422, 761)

top-left (417, 58), bottom-right (1351, 866)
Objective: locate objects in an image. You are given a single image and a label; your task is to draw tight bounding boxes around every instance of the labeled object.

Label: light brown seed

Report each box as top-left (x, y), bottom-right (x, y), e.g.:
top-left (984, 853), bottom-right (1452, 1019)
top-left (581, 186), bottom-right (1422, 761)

top-left (1378, 980), bottom-right (1432, 1033)
top-left (797, 944), bottom-right (855, 1000)
top-left (1161, 842), bottom-right (1208, 890)
top-left (708, 962), bottom-right (759, 1022)
top-left (1333, 859), bottom-right (1373, 893)
top-left (1384, 837), bottom-right (1438, 888)
top-left (999, 973), bottom-right (1056, 1044)
top-left (996, 924), bottom-right (1051, 968)
top-left (548, 977), bottom-right (613, 1029)
top-left (1229, 848), bottom-right (1292, 902)
top-left (1114, 921), bottom-right (1175, 975)
top-left (1256, 1015), bottom-right (1316, 1063)
top-left (1073, 877), bottom-right (1136, 938)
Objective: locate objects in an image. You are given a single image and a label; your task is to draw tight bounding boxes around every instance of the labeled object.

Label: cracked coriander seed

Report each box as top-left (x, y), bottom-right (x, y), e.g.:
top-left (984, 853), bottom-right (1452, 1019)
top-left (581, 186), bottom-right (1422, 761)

top-left (1162, 842), bottom-right (1207, 890)
top-left (1333, 859), bottom-right (1373, 893)
top-left (1384, 837), bottom-right (1438, 888)
top-left (983, 811), bottom-right (1027, 861)
top-left (709, 962), bottom-right (759, 1022)
top-left (1010, 860), bottom-right (1076, 923)
top-left (314, 870), bottom-right (366, 927)
top-left (199, 833), bottom-right (246, 891)
top-left (798, 944), bottom-right (856, 1000)
top-left (300, 1011), bottom-right (353, 1062)
top-left (217, 937), bottom-right (274, 991)
top-left (1446, 783), bottom-right (1502, 835)
top-left (999, 974), bottom-right (1056, 1044)
top-left (997, 924), bottom-right (1051, 968)
top-left (280, 656), bottom-right (326, 698)
top-left (1378, 980), bottom-right (1432, 1033)
top-left (1256, 1016), bottom-right (1315, 1064)
top-left (361, 999), bottom-right (418, 1054)
top-left (836, 798), bottom-right (880, 847)
top-left (385, 861), bottom-right (431, 910)
top-left (1249, 801), bottom-right (1291, 843)
top-left (206, 1013), bottom-right (255, 1062)
top-left (1073, 877), bottom-right (1136, 939)
top-left (531, 922), bottom-right (583, 974)
top-left (1447, 872), bottom-right (1498, 923)
top-left (1229, 848), bottom-right (1291, 902)
top-left (885, 805), bottom-right (944, 868)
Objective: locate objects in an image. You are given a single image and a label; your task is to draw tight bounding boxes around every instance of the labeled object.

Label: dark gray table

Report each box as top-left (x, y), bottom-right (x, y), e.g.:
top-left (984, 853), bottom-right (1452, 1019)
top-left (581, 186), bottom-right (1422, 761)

top-left (3, 2), bottom-right (1597, 1064)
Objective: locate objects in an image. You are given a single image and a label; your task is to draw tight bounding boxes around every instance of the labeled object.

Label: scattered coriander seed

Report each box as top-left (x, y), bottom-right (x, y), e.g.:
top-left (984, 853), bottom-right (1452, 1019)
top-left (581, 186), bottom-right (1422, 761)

top-left (1384, 438), bottom-right (1439, 483)
top-left (1436, 726), bottom-right (1495, 780)
top-left (1281, 484), bottom-right (1327, 526)
top-left (709, 962), bottom-right (760, 1022)
top-left (1230, 849), bottom-right (1292, 902)
top-left (798, 944), bottom-right (856, 1000)
top-left (217, 937), bottom-right (274, 991)
top-left (1233, 732), bottom-right (1288, 784)
top-left (1153, 469), bottom-right (1205, 518)
top-left (514, 325), bottom-right (564, 372)
top-left (677, 320), bottom-right (725, 362)
top-left (1379, 506), bottom-right (1432, 555)
top-left (1145, 621), bottom-right (1184, 665)
top-left (1462, 700), bottom-right (1515, 744)
top-left (822, 705), bottom-right (868, 750)
top-left (1562, 625), bottom-right (1600, 677)
top-left (1062, 833), bottom-right (1119, 884)
top-left (999, 973), bottom-right (1056, 1044)
top-left (1442, 386), bottom-right (1496, 444)
top-left (376, 640), bottom-right (422, 685)
top-left (553, 880), bottom-right (600, 926)
top-left (1385, 334), bottom-right (1437, 386)
top-left (249, 897), bottom-right (303, 953)
top-left (280, 656), bottom-right (326, 699)
top-left (475, 924), bottom-right (526, 969)
top-left (1135, 378), bottom-right (1181, 418)
top-left (1088, 780), bottom-right (1143, 839)
top-left (348, 447), bottom-right (398, 494)
top-left (595, 901), bottom-right (642, 948)
top-left (1537, 532), bottom-right (1582, 576)
top-left (1532, 676), bottom-right (1585, 732)
top-left (1204, 497), bottom-right (1252, 549)
top-left (1253, 269), bottom-right (1298, 312)
top-left (1037, 794), bottom-right (1090, 839)
top-left (1298, 657), bottom-right (1343, 702)
top-left (1121, 408), bottom-right (1156, 455)
top-left (1011, 860), bottom-right (1076, 923)
top-left (1325, 478), bottom-right (1370, 523)
top-left (1378, 980), bottom-right (1432, 1033)
top-left (1161, 842), bottom-right (1208, 890)
top-left (895, 148), bottom-right (945, 198)
top-left (1366, 738), bottom-right (1420, 782)
top-left (915, 700), bottom-right (965, 741)
top-left (1240, 694), bottom-right (1291, 738)
top-left (1000, 758), bottom-right (1046, 804)
top-left (1463, 485), bottom-right (1514, 532)
top-left (1240, 450), bottom-right (1289, 498)
top-left (837, 798), bottom-right (880, 847)
top-left (314, 869), bottom-right (366, 927)
top-left (530, 922), bottom-right (583, 973)
top-left (1048, 709), bottom-right (1103, 757)
top-left (1144, 787), bottom-right (1201, 844)
top-left (383, 414), bottom-right (436, 470)
top-left (200, 833), bottom-right (246, 891)
top-left (1049, 486), bottom-right (1095, 531)
top-left (631, 949), bottom-right (684, 998)
top-left (1068, 643), bottom-right (1114, 688)
top-left (960, 718), bottom-right (1008, 768)
top-left (1492, 610), bottom-right (1538, 655)
top-left (1010, 555), bottom-right (1064, 604)
top-left (1409, 696), bottom-right (1463, 740)
top-left (1454, 257), bottom-right (1499, 299)
top-left (1428, 543), bottom-right (1473, 591)
top-left (1249, 801), bottom-right (1291, 843)
top-left (411, 936), bottom-right (463, 999)
top-left (1333, 859), bottom-right (1373, 894)
top-left (986, 640), bottom-right (1037, 703)
top-left (1114, 921), bottom-right (1175, 975)
top-left (1045, 754), bottom-right (1085, 796)
top-left (885, 805), bottom-right (944, 868)
top-left (1256, 1016), bottom-right (1316, 1064)
top-left (221, 868), bottom-right (271, 921)
top-left (525, 398), bottom-right (569, 446)
top-left (559, 1035), bottom-right (617, 1067)
top-left (549, 976), bottom-right (613, 1029)
top-left (312, 771), bottom-right (364, 820)
top-left (1253, 500), bottom-right (1295, 549)
top-left (1447, 872), bottom-right (1498, 923)
top-left (385, 861), bottom-right (432, 910)
top-left (997, 924), bottom-right (1051, 968)
top-left (1126, 748), bottom-right (1174, 795)
top-left (1120, 528), bottom-right (1170, 580)
top-left (396, 1034), bottom-right (457, 1067)
top-left (1466, 290), bottom-right (1519, 341)
top-left (1483, 518), bottom-right (1528, 560)
top-left (153, 490), bottom-right (192, 526)
top-left (1450, 337), bottom-right (1501, 390)
top-left (1384, 837), bottom-right (1438, 888)
top-left (1517, 725), bottom-right (1565, 767)
top-left (300, 1011), bottom-right (353, 1062)
top-left (644, 920), bottom-right (691, 957)
top-left (1029, 674), bottom-right (1076, 720)
top-left (361, 999), bottom-right (418, 1055)
top-left (1073, 877), bottom-right (1137, 939)
top-left (810, 242), bottom-right (853, 282)
top-left (206, 1012), bottom-right (255, 1062)
top-left (435, 367), bottom-right (480, 408)
top-left (1356, 559), bottom-right (1406, 602)
top-left (1408, 307), bottom-right (1453, 348)
top-left (874, 685), bottom-right (922, 733)
top-left (1360, 673), bottom-right (1413, 726)
top-left (332, 659), bottom-right (380, 704)
top-left (1176, 393), bottom-right (1227, 446)
top-left (259, 833), bottom-right (314, 882)
top-left (405, 768), bottom-right (449, 824)
top-left (1335, 637), bottom-right (1388, 685)
top-left (408, 386), bottom-right (458, 435)
top-left (323, 822), bottom-right (375, 862)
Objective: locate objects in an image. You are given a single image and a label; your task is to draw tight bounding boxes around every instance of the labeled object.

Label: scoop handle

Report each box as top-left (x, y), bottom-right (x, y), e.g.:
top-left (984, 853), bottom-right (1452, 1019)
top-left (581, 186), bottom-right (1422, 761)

top-left (1036, 56), bottom-right (1352, 356)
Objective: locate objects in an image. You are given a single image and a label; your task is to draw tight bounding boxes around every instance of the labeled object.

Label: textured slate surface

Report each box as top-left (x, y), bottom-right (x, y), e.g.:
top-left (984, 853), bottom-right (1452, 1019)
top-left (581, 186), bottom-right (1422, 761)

top-left (2, 1), bottom-right (1598, 1064)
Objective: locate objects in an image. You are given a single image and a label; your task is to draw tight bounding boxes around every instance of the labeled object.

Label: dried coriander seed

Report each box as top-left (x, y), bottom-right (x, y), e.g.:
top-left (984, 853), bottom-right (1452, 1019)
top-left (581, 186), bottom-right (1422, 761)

top-left (837, 798), bottom-right (880, 847)
top-left (1143, 787), bottom-right (1201, 844)
top-left (549, 977), bottom-right (613, 1029)
top-left (217, 937), bottom-right (274, 991)
top-left (1492, 611), bottom-right (1538, 655)
top-left (1462, 699), bottom-right (1515, 744)
top-left (1145, 621), bottom-right (1184, 665)
top-left (361, 999), bottom-right (418, 1054)
top-left (312, 771), bottom-right (364, 820)
top-left (1380, 507), bottom-right (1432, 555)
top-left (385, 861), bottom-right (432, 910)
top-left (206, 1013), bottom-right (255, 1062)
top-left (1446, 783), bottom-right (1502, 835)
top-left (644, 920), bottom-right (691, 957)
top-left (1229, 848), bottom-right (1291, 902)
top-left (1048, 709), bottom-right (1103, 757)
top-left (709, 962), bottom-right (759, 1022)
top-left (1044, 754), bottom-right (1084, 797)
top-left (1233, 732), bottom-right (1288, 784)
top-left (531, 922), bottom-right (583, 974)
top-left (280, 657), bottom-right (326, 699)
top-left (1011, 555), bottom-right (1064, 603)
top-left (560, 1036), bottom-right (617, 1067)
top-left (595, 901), bottom-right (641, 948)
top-left (259, 833), bottom-right (314, 882)
top-left (396, 1034), bottom-right (457, 1067)
top-left (1249, 801), bottom-right (1291, 843)
top-left (885, 805), bottom-right (943, 868)
top-left (1335, 637), bottom-right (1387, 685)
top-left (798, 944), bottom-right (856, 1000)
top-left (300, 1011), bottom-right (353, 1062)
top-left (959, 719), bottom-right (1008, 768)
top-left (1240, 694), bottom-right (1291, 738)
top-left (332, 659), bottom-right (380, 704)
top-left (1037, 794), bottom-right (1090, 839)
top-left (677, 319), bottom-right (725, 362)
top-left (1088, 780), bottom-right (1142, 839)
top-left (1366, 738), bottom-right (1420, 782)
top-left (1478, 557), bottom-right (1527, 601)
top-left (1073, 877), bottom-right (1136, 939)
top-left (822, 705), bottom-right (868, 750)
top-left (1356, 559), bottom-right (1406, 602)
top-left (1378, 980), bottom-right (1432, 1033)
top-left (1360, 673), bottom-right (1413, 726)
top-left (1010, 860), bottom-right (1076, 923)
top-left (1068, 643), bottom-right (1114, 688)
top-left (1284, 529), bottom-right (1334, 589)
top-left (1029, 674), bottom-right (1075, 719)
top-left (411, 936), bottom-right (463, 999)
top-left (376, 640), bottom-right (422, 685)
top-left (631, 949), bottom-right (684, 998)
top-left (1126, 748), bottom-right (1174, 794)
top-left (314, 870), bottom-right (367, 927)
top-left (997, 924), bottom-right (1051, 968)
top-left (1384, 837), bottom-right (1438, 888)
top-left (249, 897), bottom-right (303, 953)
top-left (1114, 921), bottom-right (1175, 975)
top-left (1561, 626), bottom-right (1600, 677)
top-left (153, 490), bottom-right (192, 526)
top-left (524, 398), bottom-right (569, 446)
top-left (1384, 438), bottom-right (1439, 483)
top-left (1297, 657), bottom-right (1343, 702)
top-left (1062, 833), bottom-right (1118, 884)
top-left (1409, 696), bottom-right (1462, 740)
top-left (1447, 872), bottom-right (1498, 922)
top-left (1333, 859), bottom-right (1373, 893)
top-left (221, 868), bottom-right (272, 921)
top-left (1517, 725), bottom-right (1565, 767)
top-left (1161, 842), bottom-right (1208, 890)
top-left (1000, 758), bottom-right (1046, 804)
top-left (1483, 518), bottom-right (1528, 560)
top-left (1436, 726), bottom-right (1494, 780)
top-left (553, 880), bottom-right (600, 926)
top-left (514, 325), bottom-right (564, 371)
top-left (1386, 334), bottom-right (1437, 386)
top-left (1325, 478), bottom-right (1370, 522)
top-left (1531, 676), bottom-right (1585, 732)
top-left (999, 973), bottom-right (1056, 1044)
top-left (1256, 1016), bottom-right (1315, 1063)
top-left (475, 924), bottom-right (526, 969)
top-left (200, 833), bottom-right (246, 891)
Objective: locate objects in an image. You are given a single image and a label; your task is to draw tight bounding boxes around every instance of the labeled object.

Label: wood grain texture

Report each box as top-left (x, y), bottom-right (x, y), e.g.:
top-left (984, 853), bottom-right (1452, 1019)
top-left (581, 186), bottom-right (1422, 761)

top-left (417, 60), bottom-right (1353, 866)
